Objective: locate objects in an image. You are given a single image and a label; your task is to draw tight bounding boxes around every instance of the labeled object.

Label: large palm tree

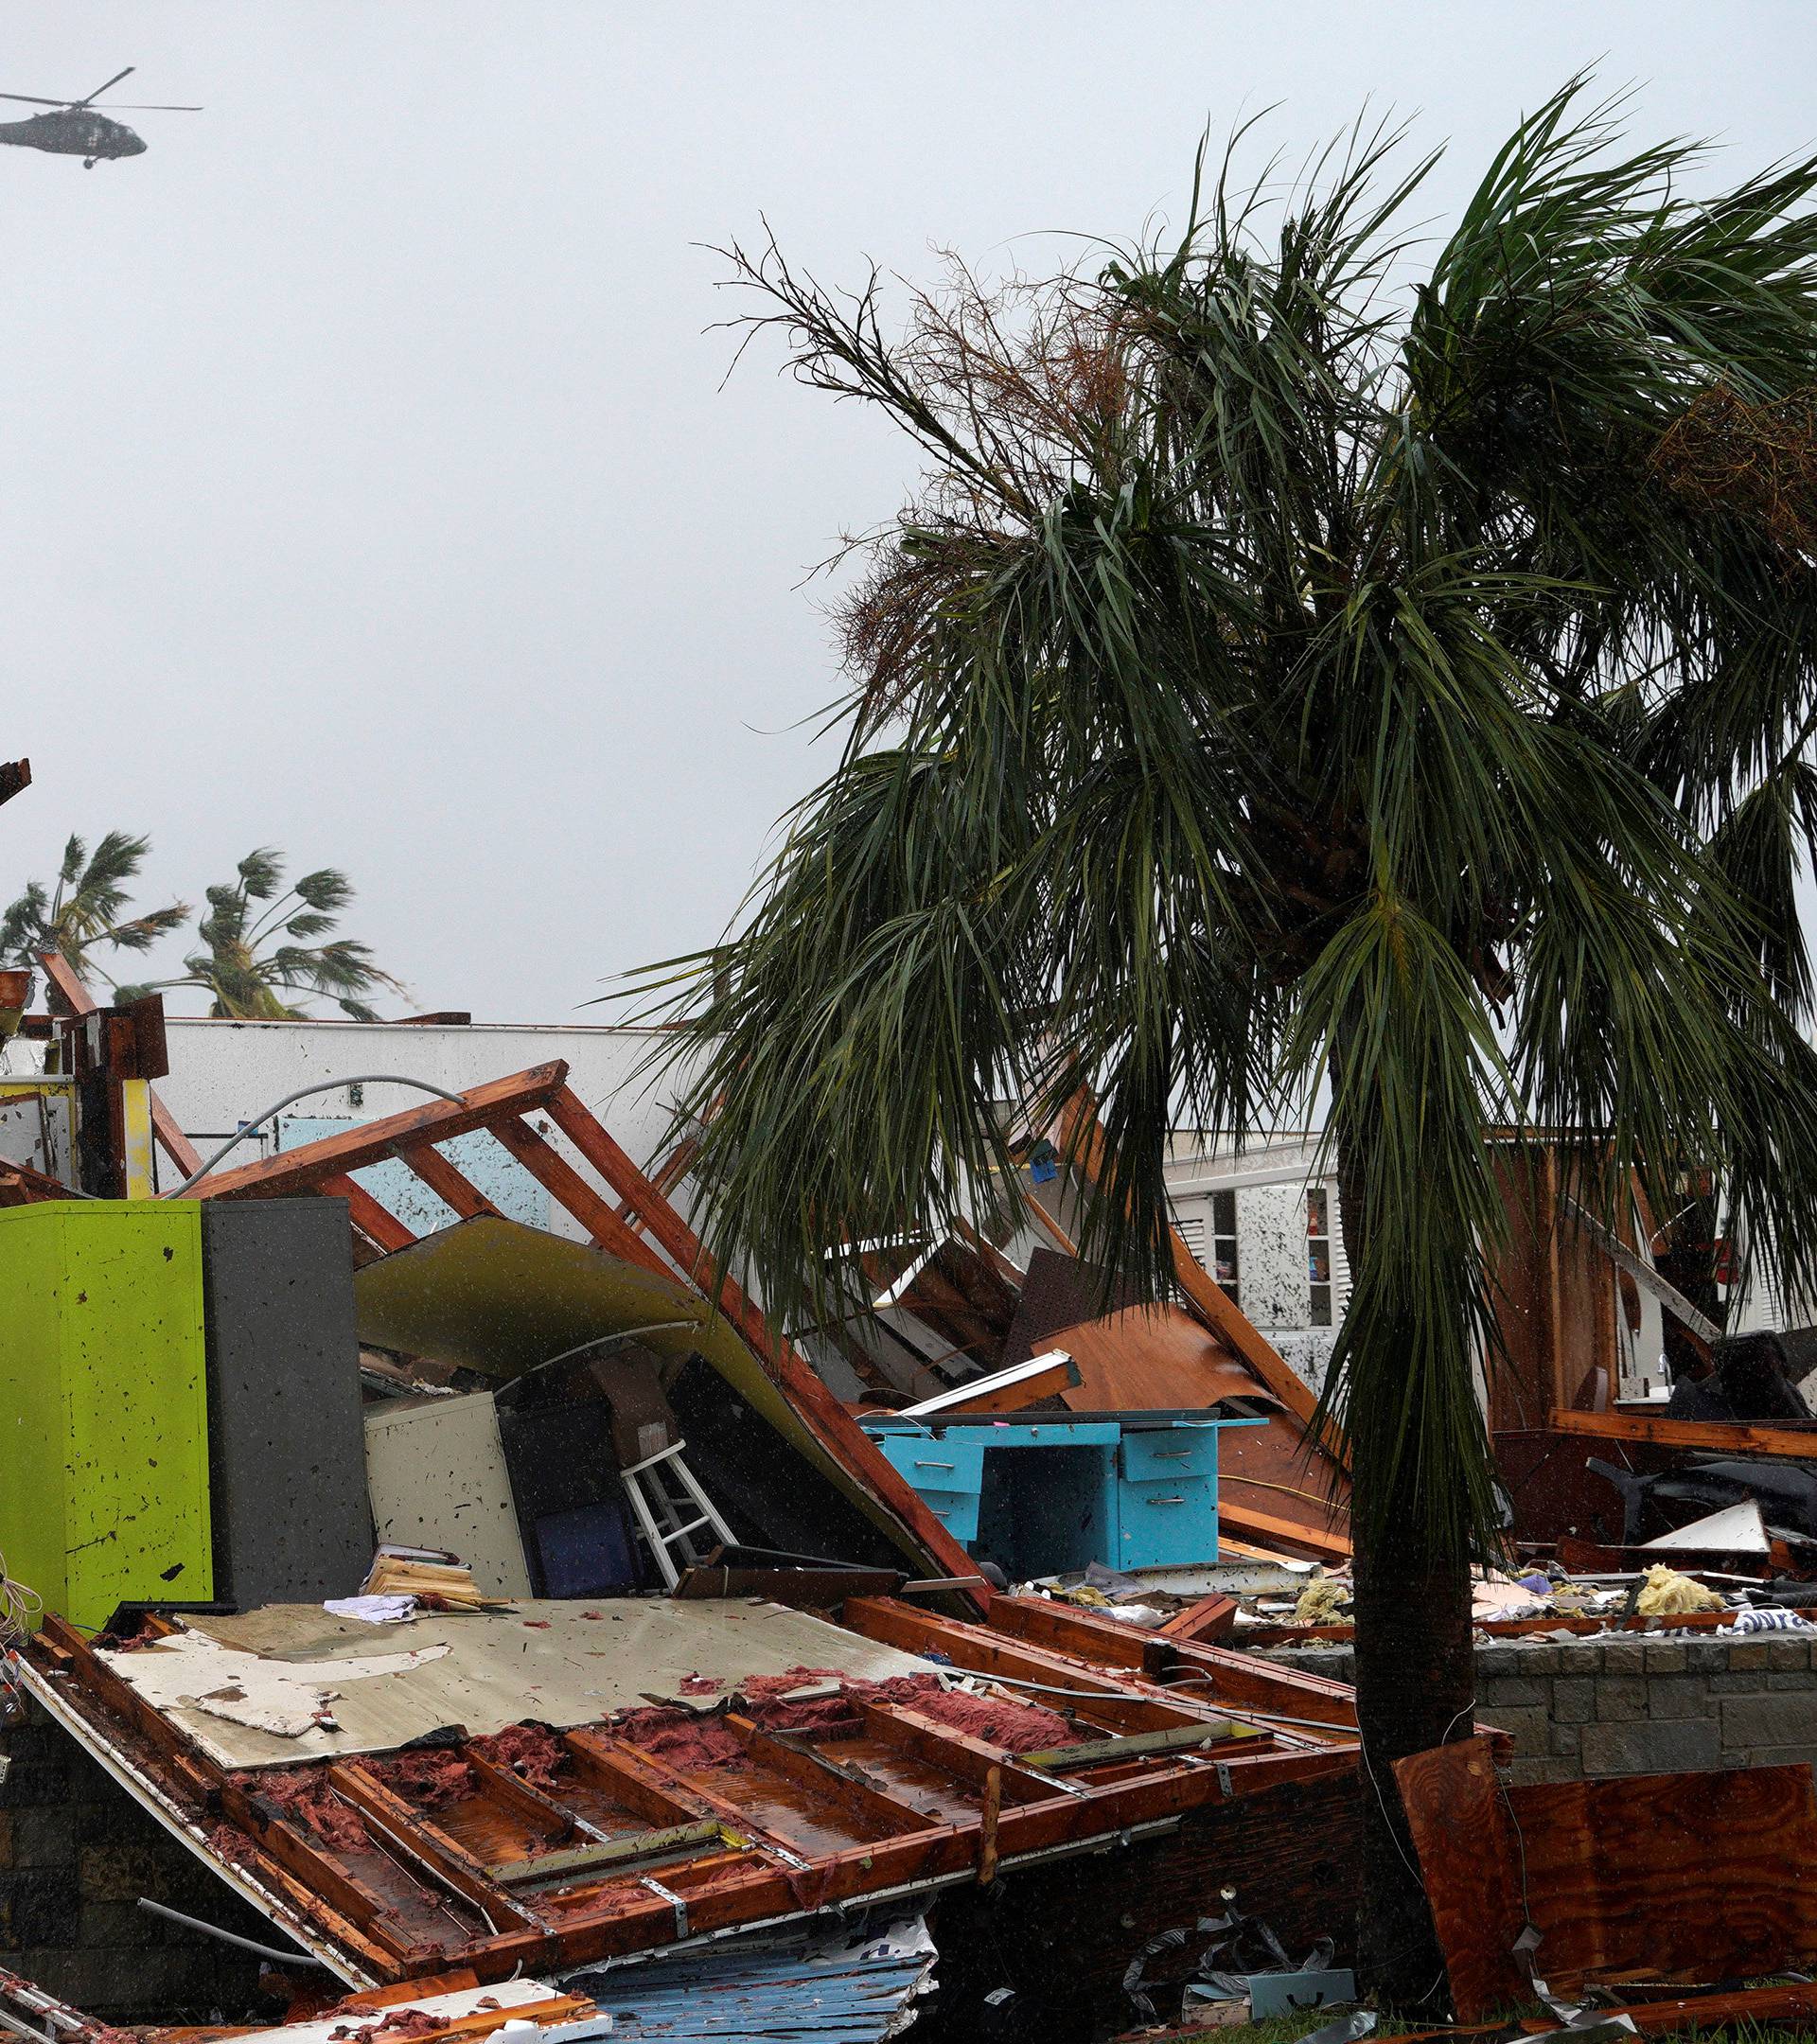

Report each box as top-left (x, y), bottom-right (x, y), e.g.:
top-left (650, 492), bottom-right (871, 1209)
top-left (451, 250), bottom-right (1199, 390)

top-left (643, 86), bottom-right (1817, 1999)
top-left (119, 847), bottom-right (403, 1020)
top-left (0, 831), bottom-right (188, 983)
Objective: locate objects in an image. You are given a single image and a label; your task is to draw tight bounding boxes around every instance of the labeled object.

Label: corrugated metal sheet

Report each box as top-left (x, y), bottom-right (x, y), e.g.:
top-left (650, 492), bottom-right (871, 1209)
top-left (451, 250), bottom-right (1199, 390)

top-left (556, 1918), bottom-right (935, 2041)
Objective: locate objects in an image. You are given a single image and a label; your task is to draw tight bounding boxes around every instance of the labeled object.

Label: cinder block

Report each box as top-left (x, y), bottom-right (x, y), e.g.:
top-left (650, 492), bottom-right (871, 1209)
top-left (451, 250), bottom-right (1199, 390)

top-left (1686, 1639), bottom-right (1732, 1673)
top-left (1710, 1671), bottom-right (1768, 1694)
top-left (1596, 1676), bottom-right (1649, 1722)
top-left (0, 1761), bottom-right (69, 1811)
top-left (1552, 1678), bottom-right (1596, 1725)
top-left (1726, 1745), bottom-right (1817, 1771)
top-left (1646, 1675), bottom-right (1709, 1720)
top-left (1727, 1641), bottom-right (1773, 1670)
top-left (7, 1805), bottom-right (75, 1869)
top-left (1477, 1706), bottom-right (1551, 1756)
top-left (1580, 1718), bottom-right (1720, 1776)
top-left (1768, 1671), bottom-right (1815, 1691)
top-left (1516, 1646), bottom-right (1562, 1676)
top-left (1557, 1643), bottom-right (1605, 1676)
top-left (1644, 1643), bottom-right (1688, 1674)
top-left (1549, 1723), bottom-right (1581, 1756)
top-left (1600, 1641), bottom-right (1648, 1675)
top-left (1497, 1756), bottom-right (1566, 1787)
top-left (79, 1840), bottom-right (185, 1904)
top-left (1480, 1676), bottom-right (1547, 1708)
top-left (1474, 1645), bottom-right (1523, 1678)
top-left (1721, 1691), bottom-right (1817, 1750)
top-left (1770, 1639), bottom-right (1814, 1672)
top-left (0, 1866), bottom-right (79, 1947)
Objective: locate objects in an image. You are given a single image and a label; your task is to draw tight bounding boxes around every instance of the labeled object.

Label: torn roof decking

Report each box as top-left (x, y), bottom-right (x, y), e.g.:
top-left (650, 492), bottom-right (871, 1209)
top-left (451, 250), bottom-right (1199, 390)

top-left (13, 1596), bottom-right (1359, 1986)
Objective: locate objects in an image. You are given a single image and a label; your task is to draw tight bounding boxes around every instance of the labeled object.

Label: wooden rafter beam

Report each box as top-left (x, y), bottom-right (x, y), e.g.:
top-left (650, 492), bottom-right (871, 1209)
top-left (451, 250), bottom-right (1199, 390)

top-left (180, 1064), bottom-right (571, 1200)
top-left (397, 1143), bottom-right (502, 1220)
top-left (485, 1115), bottom-right (666, 1272)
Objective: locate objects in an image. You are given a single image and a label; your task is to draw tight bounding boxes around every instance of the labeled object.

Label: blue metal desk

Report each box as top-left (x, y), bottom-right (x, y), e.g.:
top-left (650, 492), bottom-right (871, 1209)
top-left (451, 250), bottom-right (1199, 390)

top-left (861, 1412), bottom-right (1259, 1576)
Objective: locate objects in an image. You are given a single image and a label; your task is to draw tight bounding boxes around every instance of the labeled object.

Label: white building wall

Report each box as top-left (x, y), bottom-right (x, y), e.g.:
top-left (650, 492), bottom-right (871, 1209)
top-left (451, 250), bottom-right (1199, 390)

top-left (1164, 1132), bottom-right (1346, 1390)
top-left (155, 1018), bottom-right (701, 1242)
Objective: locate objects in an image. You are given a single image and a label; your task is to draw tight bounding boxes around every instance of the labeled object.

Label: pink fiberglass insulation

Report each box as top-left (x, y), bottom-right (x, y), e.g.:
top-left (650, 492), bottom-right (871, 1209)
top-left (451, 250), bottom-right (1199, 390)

top-left (613, 1706), bottom-right (747, 1770)
top-left (613, 1667), bottom-right (1073, 1768)
top-left (371, 1747), bottom-right (476, 1809)
top-left (469, 1722), bottom-right (570, 1794)
top-left (247, 1769), bottom-right (371, 1854)
top-left (328, 2009), bottom-right (453, 2040)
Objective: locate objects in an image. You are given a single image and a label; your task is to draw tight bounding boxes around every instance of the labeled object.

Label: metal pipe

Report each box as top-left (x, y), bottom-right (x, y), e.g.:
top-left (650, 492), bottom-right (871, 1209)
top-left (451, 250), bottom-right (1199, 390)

top-left (134, 1894), bottom-right (333, 1966)
top-left (0, 2008), bottom-right (56, 2044)
top-left (166, 1075), bottom-right (466, 1194)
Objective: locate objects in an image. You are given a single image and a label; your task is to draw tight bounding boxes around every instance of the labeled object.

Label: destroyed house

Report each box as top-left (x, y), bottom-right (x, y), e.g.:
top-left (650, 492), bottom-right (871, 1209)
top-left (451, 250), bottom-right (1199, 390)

top-left (0, 1037), bottom-right (1367, 2032)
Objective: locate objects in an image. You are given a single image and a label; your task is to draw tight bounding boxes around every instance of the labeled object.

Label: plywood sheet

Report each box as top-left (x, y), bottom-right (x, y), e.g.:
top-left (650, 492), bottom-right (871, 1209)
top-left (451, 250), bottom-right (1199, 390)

top-left (1398, 1735), bottom-right (1817, 2019)
top-left (1049, 1303), bottom-right (1269, 1411)
top-left (1393, 1737), bottom-right (1528, 2018)
top-left (98, 1598), bottom-right (938, 1770)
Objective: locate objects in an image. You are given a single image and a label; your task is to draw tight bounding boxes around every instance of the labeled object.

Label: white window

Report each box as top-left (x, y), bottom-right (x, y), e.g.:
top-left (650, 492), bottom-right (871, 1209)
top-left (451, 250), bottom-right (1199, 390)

top-left (1308, 1186), bottom-right (1333, 1327)
top-left (1210, 1188), bottom-right (1240, 1309)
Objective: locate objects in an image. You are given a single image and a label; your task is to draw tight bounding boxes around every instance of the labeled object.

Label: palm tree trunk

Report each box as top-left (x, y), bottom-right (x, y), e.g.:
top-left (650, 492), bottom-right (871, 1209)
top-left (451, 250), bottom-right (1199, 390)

top-left (1335, 1129), bottom-right (1475, 2010)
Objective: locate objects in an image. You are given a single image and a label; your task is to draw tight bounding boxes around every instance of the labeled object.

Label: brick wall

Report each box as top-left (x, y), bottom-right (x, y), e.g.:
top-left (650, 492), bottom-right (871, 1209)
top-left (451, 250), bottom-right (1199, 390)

top-left (0, 1698), bottom-right (286, 2021)
top-left (1260, 1634), bottom-right (1817, 1785)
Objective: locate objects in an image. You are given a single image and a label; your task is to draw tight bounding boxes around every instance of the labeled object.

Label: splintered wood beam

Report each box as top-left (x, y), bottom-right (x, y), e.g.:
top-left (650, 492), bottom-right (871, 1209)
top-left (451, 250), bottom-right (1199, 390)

top-left (860, 1700), bottom-right (1052, 1803)
top-left (540, 1084), bottom-right (990, 1602)
top-left (397, 1143), bottom-right (503, 1221)
top-left (485, 1116), bottom-right (667, 1271)
top-left (322, 1173), bottom-right (417, 1254)
top-left (1157, 1595), bottom-right (1240, 1643)
top-left (1548, 1406), bottom-right (1817, 1460)
top-left (33, 948), bottom-right (204, 1176)
top-left (840, 1599), bottom-right (1204, 1736)
top-left (1216, 1495), bottom-right (1352, 1561)
top-left (326, 1765), bottom-right (540, 1930)
top-left (986, 1593), bottom-right (1360, 1731)
top-left (727, 1717), bottom-right (934, 1837)
top-left (151, 1097), bottom-right (205, 1176)
top-left (181, 1063), bottom-right (573, 1200)
top-left (615, 1126), bottom-right (707, 1232)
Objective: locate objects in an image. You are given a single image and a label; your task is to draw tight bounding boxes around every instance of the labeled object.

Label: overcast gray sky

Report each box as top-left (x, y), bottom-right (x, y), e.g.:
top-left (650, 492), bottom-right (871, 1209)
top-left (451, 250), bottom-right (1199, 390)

top-left (5, 2), bottom-right (1816, 1020)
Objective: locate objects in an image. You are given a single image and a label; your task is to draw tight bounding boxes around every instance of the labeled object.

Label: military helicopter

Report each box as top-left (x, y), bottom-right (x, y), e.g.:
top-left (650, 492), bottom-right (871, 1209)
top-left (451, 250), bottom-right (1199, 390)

top-left (0, 67), bottom-right (199, 167)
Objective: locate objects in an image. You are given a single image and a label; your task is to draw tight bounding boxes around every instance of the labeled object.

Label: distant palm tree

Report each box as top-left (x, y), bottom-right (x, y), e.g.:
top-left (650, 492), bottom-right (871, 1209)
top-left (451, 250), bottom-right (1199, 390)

top-left (119, 847), bottom-right (403, 1020)
top-left (0, 831), bottom-right (188, 984)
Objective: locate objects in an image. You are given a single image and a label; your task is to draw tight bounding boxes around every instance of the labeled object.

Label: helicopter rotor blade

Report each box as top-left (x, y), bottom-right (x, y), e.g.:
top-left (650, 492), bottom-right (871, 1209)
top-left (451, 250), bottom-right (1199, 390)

top-left (0, 92), bottom-right (76, 105)
top-left (102, 101), bottom-right (203, 112)
top-left (73, 66), bottom-right (134, 108)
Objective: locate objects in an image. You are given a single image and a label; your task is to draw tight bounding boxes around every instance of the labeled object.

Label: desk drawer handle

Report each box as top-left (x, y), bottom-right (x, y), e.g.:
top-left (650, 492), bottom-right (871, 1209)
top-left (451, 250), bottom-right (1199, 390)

top-left (914, 1459), bottom-right (956, 1471)
top-left (1149, 1449), bottom-right (1195, 1460)
top-left (1144, 1495), bottom-right (1188, 1506)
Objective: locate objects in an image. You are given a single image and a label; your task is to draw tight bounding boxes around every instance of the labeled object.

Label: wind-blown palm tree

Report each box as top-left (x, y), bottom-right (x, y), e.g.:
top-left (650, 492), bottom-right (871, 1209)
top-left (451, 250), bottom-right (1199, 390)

top-left (644, 86), bottom-right (1817, 1999)
top-left (0, 831), bottom-right (188, 983)
top-left (120, 847), bottom-right (403, 1020)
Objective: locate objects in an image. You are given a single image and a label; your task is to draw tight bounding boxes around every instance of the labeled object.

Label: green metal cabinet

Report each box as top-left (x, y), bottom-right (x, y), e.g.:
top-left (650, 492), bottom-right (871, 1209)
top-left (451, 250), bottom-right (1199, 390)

top-left (0, 1201), bottom-right (212, 1630)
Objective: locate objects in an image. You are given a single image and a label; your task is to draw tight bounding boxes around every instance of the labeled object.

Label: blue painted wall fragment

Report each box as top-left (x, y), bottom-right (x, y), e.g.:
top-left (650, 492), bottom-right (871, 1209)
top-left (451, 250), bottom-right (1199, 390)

top-left (275, 1117), bottom-right (552, 1234)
